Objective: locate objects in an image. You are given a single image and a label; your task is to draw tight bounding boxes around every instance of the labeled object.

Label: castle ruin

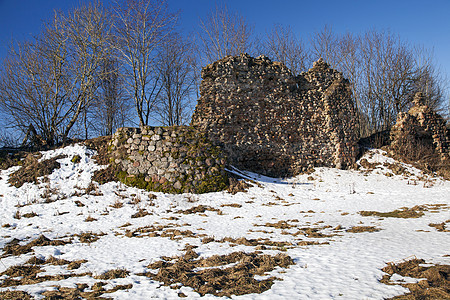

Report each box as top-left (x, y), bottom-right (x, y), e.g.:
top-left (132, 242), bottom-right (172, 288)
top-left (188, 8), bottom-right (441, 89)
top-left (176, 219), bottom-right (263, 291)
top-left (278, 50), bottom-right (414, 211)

top-left (191, 54), bottom-right (359, 177)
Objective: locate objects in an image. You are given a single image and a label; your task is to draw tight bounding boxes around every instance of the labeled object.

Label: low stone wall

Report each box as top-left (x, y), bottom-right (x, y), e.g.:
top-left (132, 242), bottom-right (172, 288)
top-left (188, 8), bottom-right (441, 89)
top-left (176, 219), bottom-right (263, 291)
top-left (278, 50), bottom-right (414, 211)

top-left (390, 92), bottom-right (449, 163)
top-left (109, 126), bottom-right (228, 194)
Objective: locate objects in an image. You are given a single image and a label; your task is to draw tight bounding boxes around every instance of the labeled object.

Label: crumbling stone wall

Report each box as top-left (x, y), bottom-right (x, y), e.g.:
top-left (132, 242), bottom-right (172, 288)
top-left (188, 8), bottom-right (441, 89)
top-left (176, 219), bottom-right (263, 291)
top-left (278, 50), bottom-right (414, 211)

top-left (390, 92), bottom-right (449, 163)
top-left (109, 126), bottom-right (228, 194)
top-left (191, 54), bottom-right (358, 177)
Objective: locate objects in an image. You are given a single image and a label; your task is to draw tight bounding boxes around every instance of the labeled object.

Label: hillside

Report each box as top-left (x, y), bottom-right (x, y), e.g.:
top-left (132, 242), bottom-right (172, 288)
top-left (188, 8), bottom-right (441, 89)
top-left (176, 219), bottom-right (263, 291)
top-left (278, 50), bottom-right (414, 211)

top-left (0, 144), bottom-right (449, 299)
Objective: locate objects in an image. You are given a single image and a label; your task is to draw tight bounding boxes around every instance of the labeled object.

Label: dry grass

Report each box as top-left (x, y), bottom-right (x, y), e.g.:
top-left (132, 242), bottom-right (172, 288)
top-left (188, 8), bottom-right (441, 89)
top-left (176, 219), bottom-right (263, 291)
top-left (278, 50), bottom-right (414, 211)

top-left (143, 249), bottom-right (294, 297)
top-left (76, 232), bottom-right (105, 243)
top-left (381, 258), bottom-right (450, 299)
top-left (346, 226), bottom-right (381, 233)
top-left (110, 200), bottom-right (124, 208)
top-left (220, 203), bottom-right (243, 208)
top-left (131, 208), bottom-right (150, 218)
top-left (429, 221), bottom-right (450, 232)
top-left (0, 290), bottom-right (32, 299)
top-left (84, 215), bottom-right (97, 222)
top-left (95, 268), bottom-right (129, 280)
top-left (8, 154), bottom-right (66, 187)
top-left (1, 235), bottom-right (70, 258)
top-left (360, 204), bottom-right (448, 219)
top-left (176, 205), bottom-right (222, 215)
top-left (227, 178), bottom-right (252, 194)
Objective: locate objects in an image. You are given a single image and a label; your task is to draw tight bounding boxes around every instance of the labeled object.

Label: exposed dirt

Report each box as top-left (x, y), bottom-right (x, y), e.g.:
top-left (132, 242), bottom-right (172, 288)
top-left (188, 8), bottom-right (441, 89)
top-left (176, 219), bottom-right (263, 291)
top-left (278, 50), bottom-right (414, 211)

top-left (221, 203), bottom-right (243, 208)
top-left (381, 258), bottom-right (450, 299)
top-left (144, 249), bottom-right (294, 297)
top-left (261, 220), bottom-right (296, 229)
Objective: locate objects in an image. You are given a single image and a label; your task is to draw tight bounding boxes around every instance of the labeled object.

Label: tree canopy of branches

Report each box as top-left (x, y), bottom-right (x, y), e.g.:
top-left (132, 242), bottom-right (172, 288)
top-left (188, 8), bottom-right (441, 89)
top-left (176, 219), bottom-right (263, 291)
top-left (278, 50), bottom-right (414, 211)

top-left (0, 1), bottom-right (113, 146)
top-left (309, 27), bottom-right (447, 136)
top-left (260, 24), bottom-right (309, 75)
top-left (156, 33), bottom-right (197, 126)
top-left (198, 4), bottom-right (254, 64)
top-left (113, 0), bottom-right (178, 127)
top-left (90, 57), bottom-right (131, 136)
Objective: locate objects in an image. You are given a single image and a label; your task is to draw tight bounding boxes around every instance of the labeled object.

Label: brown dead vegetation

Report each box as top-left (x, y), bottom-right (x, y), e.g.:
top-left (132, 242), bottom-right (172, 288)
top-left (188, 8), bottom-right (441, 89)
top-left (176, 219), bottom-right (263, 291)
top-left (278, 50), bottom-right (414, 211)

top-left (221, 203), bottom-right (242, 208)
top-left (0, 290), bottom-right (32, 299)
top-left (360, 204), bottom-right (448, 219)
top-left (381, 258), bottom-right (450, 299)
top-left (83, 136), bottom-right (111, 166)
top-left (76, 232), bottom-right (105, 243)
top-left (346, 226), bottom-right (381, 233)
top-left (95, 269), bottom-right (130, 280)
top-left (41, 283), bottom-right (133, 299)
top-left (144, 249), bottom-right (294, 297)
top-left (429, 220), bottom-right (450, 232)
top-left (1, 235), bottom-right (70, 258)
top-left (176, 205), bottom-right (222, 215)
top-left (227, 178), bottom-right (252, 194)
top-left (8, 154), bottom-right (66, 187)
top-left (201, 236), bottom-right (293, 249)
top-left (254, 221), bottom-right (335, 239)
top-left (0, 150), bottom-right (27, 171)
top-left (120, 223), bottom-right (201, 241)
top-left (92, 163), bottom-right (121, 185)
top-left (0, 260), bottom-right (91, 288)
top-left (359, 158), bottom-right (381, 170)
top-left (131, 208), bottom-right (151, 218)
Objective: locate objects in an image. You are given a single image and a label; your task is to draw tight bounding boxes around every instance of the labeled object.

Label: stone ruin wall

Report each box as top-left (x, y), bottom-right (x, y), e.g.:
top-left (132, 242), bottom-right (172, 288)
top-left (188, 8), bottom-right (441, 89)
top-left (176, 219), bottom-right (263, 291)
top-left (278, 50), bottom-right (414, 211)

top-left (109, 126), bottom-right (228, 194)
top-left (390, 92), bottom-right (449, 163)
top-left (191, 54), bottom-right (359, 177)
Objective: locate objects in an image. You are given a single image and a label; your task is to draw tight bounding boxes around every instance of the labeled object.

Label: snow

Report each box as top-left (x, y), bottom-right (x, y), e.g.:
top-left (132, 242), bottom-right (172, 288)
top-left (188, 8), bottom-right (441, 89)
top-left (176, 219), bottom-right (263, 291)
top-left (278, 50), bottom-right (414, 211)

top-left (0, 145), bottom-right (449, 299)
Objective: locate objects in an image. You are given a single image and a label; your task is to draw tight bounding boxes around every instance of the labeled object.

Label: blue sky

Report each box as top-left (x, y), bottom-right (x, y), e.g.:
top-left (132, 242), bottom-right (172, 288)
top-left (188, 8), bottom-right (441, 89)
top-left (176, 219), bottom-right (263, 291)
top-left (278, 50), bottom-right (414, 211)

top-left (0, 0), bottom-right (449, 87)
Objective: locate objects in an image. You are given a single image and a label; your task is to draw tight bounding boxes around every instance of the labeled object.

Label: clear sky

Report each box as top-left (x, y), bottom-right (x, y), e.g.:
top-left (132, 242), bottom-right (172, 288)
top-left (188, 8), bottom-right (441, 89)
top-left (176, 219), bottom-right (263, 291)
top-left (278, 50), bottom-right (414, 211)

top-left (0, 0), bottom-right (449, 88)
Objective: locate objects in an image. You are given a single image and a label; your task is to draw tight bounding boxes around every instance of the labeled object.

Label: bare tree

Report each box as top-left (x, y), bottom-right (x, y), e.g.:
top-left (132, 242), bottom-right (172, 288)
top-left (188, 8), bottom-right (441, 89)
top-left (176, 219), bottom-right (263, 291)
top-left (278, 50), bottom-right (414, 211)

top-left (113, 0), bottom-right (177, 127)
top-left (0, 26), bottom-right (69, 146)
top-left (0, 2), bottom-right (113, 146)
top-left (310, 28), bottom-right (447, 135)
top-left (156, 33), bottom-right (197, 126)
top-left (198, 4), bottom-right (254, 64)
top-left (261, 24), bottom-right (309, 75)
top-left (91, 58), bottom-right (132, 136)
top-left (62, 1), bottom-right (114, 141)
top-left (310, 25), bottom-right (341, 67)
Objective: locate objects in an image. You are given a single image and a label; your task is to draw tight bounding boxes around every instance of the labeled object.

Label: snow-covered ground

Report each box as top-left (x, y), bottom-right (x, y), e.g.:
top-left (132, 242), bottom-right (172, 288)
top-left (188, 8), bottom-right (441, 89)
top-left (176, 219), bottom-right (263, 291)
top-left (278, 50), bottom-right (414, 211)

top-left (0, 144), bottom-right (449, 299)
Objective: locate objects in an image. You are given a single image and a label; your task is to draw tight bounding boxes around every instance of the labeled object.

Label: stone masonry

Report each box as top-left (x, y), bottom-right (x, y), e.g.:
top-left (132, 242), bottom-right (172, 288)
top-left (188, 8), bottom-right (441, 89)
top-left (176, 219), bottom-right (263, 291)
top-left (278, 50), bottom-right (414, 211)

top-left (191, 54), bottom-right (359, 177)
top-left (390, 92), bottom-right (449, 163)
top-left (109, 126), bottom-right (228, 194)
